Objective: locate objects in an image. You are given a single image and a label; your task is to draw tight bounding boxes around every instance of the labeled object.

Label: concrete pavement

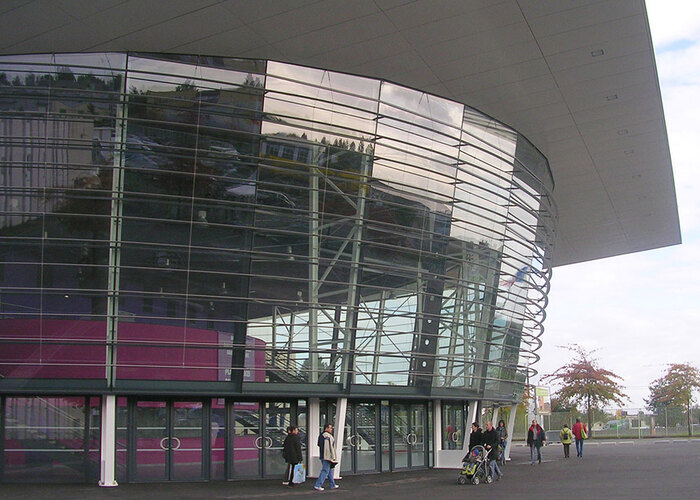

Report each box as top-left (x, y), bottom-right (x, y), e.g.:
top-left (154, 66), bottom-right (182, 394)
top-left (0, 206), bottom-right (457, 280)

top-left (3, 438), bottom-right (699, 499)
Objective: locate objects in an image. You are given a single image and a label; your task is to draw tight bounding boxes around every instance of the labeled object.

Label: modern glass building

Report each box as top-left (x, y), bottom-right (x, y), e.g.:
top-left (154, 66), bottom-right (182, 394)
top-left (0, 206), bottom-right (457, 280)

top-left (0, 0), bottom-right (679, 486)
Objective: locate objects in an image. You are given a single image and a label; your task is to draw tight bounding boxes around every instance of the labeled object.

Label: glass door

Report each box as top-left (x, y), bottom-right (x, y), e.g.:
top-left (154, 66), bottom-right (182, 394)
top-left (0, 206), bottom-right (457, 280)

top-left (131, 399), bottom-right (205, 482)
top-left (341, 402), bottom-right (380, 474)
top-left (231, 402), bottom-right (260, 477)
top-left (230, 400), bottom-right (298, 479)
top-left (390, 402), bottom-right (428, 470)
top-left (171, 401), bottom-right (204, 481)
top-left (409, 403), bottom-right (427, 468)
top-left (134, 400), bottom-right (168, 481)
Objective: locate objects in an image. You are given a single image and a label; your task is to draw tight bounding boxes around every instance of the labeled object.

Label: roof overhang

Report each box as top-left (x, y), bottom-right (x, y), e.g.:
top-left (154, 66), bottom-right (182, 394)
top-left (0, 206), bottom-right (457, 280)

top-left (0, 0), bottom-right (681, 266)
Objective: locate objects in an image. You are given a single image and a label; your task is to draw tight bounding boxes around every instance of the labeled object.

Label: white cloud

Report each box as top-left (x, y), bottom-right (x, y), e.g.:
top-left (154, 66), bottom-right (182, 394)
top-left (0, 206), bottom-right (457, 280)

top-left (646, 0), bottom-right (700, 48)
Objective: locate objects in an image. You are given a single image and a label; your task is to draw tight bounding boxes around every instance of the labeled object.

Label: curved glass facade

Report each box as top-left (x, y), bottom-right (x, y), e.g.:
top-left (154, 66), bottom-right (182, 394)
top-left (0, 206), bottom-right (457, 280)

top-left (0, 53), bottom-right (556, 483)
top-left (0, 52), bottom-right (556, 398)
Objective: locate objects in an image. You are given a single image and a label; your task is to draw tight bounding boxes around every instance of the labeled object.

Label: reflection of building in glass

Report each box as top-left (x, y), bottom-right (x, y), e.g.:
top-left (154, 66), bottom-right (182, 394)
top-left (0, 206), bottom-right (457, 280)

top-left (0, 41), bottom-right (676, 486)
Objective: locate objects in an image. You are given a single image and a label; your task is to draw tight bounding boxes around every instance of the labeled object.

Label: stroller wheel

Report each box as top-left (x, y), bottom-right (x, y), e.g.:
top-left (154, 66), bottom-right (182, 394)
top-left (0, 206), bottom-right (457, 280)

top-left (458, 475), bottom-right (467, 485)
top-left (486, 474), bottom-right (493, 484)
top-left (472, 475), bottom-right (480, 485)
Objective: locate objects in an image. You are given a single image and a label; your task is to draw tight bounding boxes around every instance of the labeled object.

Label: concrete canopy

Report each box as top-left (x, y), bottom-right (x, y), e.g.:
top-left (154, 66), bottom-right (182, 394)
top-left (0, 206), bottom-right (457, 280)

top-left (0, 0), bottom-right (680, 267)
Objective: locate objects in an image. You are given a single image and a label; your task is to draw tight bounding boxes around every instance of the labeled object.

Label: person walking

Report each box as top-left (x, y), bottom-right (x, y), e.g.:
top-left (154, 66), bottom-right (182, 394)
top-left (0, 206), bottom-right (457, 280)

top-left (496, 419), bottom-right (508, 465)
top-left (572, 418), bottom-right (588, 458)
top-left (282, 425), bottom-right (303, 487)
top-left (314, 423), bottom-right (339, 491)
top-left (526, 419), bottom-right (546, 464)
top-left (560, 423), bottom-right (573, 458)
top-left (482, 421), bottom-right (504, 481)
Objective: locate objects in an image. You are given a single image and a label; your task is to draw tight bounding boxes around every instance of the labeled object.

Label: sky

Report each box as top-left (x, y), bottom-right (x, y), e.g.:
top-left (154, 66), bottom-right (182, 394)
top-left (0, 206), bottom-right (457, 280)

top-left (533, 0), bottom-right (700, 409)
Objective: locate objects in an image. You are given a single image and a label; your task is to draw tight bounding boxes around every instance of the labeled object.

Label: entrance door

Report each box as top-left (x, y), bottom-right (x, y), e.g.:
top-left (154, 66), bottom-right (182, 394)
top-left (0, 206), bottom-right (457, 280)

top-left (230, 400), bottom-right (295, 478)
top-left (341, 402), bottom-right (380, 475)
top-left (132, 399), bottom-right (204, 481)
top-left (391, 402), bottom-right (428, 470)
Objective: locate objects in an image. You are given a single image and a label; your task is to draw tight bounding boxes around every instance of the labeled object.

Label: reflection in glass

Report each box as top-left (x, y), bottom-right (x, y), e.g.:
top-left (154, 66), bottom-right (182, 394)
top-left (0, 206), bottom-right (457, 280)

top-left (0, 52), bottom-right (555, 406)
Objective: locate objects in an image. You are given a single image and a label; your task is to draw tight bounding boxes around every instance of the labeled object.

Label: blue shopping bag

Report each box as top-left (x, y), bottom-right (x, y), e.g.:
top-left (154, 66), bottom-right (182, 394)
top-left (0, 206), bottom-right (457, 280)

top-left (293, 463), bottom-right (306, 483)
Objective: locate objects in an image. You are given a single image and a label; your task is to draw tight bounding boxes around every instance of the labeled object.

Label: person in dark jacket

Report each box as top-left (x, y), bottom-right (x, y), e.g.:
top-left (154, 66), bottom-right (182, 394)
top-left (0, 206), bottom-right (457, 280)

top-left (526, 419), bottom-right (546, 465)
top-left (482, 421), bottom-right (503, 480)
top-left (496, 419), bottom-right (508, 465)
top-left (468, 422), bottom-right (483, 450)
top-left (282, 425), bottom-right (303, 486)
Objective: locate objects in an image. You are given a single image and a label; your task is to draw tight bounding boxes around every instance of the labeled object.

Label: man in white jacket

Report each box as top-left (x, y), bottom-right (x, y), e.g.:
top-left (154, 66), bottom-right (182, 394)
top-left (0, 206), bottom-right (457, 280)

top-left (314, 423), bottom-right (339, 491)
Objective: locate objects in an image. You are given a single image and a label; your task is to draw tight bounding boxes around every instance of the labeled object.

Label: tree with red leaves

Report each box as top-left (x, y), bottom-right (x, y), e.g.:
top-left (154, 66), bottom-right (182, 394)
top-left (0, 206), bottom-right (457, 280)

top-left (541, 345), bottom-right (629, 435)
top-left (646, 363), bottom-right (700, 437)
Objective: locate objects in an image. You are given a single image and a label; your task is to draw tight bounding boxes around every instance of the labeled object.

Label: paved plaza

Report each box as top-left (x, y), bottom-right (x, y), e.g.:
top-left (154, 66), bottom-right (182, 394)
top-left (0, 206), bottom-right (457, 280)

top-left (3, 438), bottom-right (699, 499)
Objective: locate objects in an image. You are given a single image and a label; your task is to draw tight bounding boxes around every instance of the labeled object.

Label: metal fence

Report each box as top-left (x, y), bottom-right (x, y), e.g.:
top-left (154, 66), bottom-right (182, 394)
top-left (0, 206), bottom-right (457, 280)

top-left (542, 407), bottom-right (700, 440)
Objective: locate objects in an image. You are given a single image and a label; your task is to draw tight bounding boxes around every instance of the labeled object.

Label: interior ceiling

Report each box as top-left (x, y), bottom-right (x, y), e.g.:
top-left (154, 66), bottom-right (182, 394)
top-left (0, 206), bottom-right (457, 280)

top-left (0, 0), bottom-right (681, 267)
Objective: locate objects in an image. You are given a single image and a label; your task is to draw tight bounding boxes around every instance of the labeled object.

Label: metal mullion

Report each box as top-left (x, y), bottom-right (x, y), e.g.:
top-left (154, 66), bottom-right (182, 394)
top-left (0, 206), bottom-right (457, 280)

top-left (202, 399), bottom-right (210, 481)
top-left (165, 400), bottom-right (172, 481)
top-left (83, 396), bottom-right (90, 483)
top-left (370, 290), bottom-right (388, 385)
top-left (309, 153), bottom-right (320, 382)
top-left (0, 396), bottom-right (5, 482)
top-left (225, 398), bottom-right (233, 480)
top-left (127, 397), bottom-right (136, 483)
top-left (106, 58), bottom-right (129, 388)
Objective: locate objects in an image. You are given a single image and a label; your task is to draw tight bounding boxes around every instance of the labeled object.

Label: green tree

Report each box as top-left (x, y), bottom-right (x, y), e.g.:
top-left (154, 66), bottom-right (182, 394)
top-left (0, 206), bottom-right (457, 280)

top-left (541, 345), bottom-right (629, 434)
top-left (646, 363), bottom-right (700, 437)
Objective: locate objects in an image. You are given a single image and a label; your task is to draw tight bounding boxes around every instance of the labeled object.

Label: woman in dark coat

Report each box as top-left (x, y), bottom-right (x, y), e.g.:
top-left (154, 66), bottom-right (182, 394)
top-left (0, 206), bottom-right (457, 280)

top-left (282, 425), bottom-right (303, 486)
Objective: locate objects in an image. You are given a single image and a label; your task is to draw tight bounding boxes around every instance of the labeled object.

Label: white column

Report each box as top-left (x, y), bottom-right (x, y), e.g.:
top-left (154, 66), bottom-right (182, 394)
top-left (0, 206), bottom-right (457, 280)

top-left (98, 395), bottom-right (118, 487)
top-left (505, 404), bottom-right (518, 461)
top-left (492, 407), bottom-right (499, 425)
top-left (433, 400), bottom-right (442, 467)
top-left (333, 397), bottom-right (348, 475)
top-left (468, 400), bottom-right (479, 427)
top-left (308, 398), bottom-right (320, 477)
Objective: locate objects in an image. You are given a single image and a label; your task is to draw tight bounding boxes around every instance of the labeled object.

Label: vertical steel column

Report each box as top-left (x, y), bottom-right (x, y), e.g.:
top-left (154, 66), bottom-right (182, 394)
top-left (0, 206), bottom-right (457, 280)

top-left (340, 155), bottom-right (371, 390)
top-left (307, 398), bottom-right (321, 477)
top-left (98, 395), bottom-right (118, 487)
top-left (370, 290), bottom-right (388, 385)
top-left (492, 407), bottom-right (499, 424)
top-left (505, 404), bottom-right (517, 461)
top-left (105, 67), bottom-right (128, 388)
top-left (309, 156), bottom-right (320, 382)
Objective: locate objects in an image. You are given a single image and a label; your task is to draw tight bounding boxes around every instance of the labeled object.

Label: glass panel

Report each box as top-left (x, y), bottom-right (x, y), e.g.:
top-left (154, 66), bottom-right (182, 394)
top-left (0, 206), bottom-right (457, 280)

top-left (134, 400), bottom-right (167, 481)
top-left (232, 402), bottom-right (260, 477)
top-left (356, 403), bottom-right (377, 472)
top-left (0, 53), bottom-right (123, 380)
top-left (210, 398), bottom-right (226, 480)
top-left (442, 403), bottom-right (465, 450)
top-left (341, 407), bottom-right (353, 474)
top-left (116, 397), bottom-right (128, 483)
top-left (172, 401), bottom-right (203, 480)
top-left (263, 401), bottom-right (291, 477)
top-left (117, 55), bottom-right (262, 382)
top-left (380, 402), bottom-right (390, 471)
top-left (410, 404), bottom-right (426, 467)
top-left (392, 404), bottom-right (409, 469)
top-left (3, 396), bottom-right (88, 482)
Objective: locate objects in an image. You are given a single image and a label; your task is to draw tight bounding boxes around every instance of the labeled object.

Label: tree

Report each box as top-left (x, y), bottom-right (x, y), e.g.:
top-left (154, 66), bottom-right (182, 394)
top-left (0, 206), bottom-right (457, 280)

top-left (646, 363), bottom-right (700, 437)
top-left (541, 345), bottom-right (629, 434)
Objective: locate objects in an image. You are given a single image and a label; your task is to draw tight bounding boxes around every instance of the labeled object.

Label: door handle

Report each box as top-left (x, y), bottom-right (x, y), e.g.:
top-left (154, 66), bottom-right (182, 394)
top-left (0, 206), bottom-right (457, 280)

top-left (451, 431), bottom-right (459, 443)
top-left (159, 437), bottom-right (169, 450)
top-left (254, 436), bottom-right (263, 449)
top-left (265, 436), bottom-right (273, 448)
top-left (171, 436), bottom-right (181, 450)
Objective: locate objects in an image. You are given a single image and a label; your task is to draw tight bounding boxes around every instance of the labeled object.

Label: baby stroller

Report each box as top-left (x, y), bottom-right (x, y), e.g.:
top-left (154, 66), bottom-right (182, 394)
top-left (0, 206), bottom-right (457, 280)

top-left (457, 445), bottom-right (492, 485)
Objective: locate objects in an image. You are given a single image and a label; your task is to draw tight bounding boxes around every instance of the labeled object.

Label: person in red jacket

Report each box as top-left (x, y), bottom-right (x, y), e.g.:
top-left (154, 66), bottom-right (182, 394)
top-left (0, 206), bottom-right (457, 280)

top-left (572, 418), bottom-right (588, 458)
top-left (526, 420), bottom-right (546, 464)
